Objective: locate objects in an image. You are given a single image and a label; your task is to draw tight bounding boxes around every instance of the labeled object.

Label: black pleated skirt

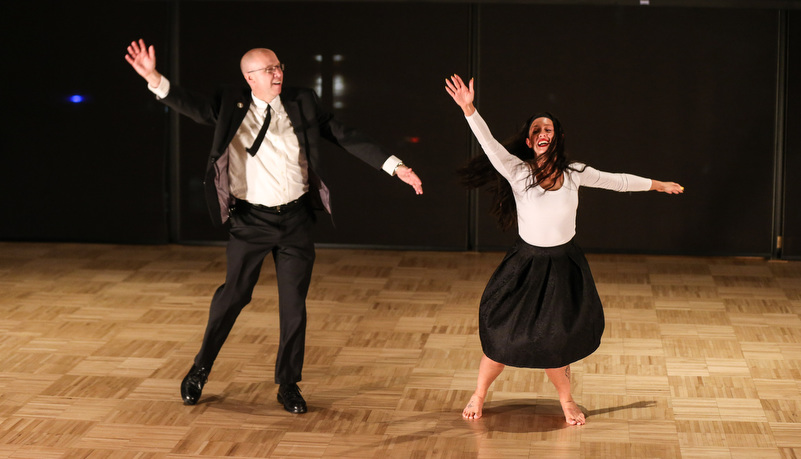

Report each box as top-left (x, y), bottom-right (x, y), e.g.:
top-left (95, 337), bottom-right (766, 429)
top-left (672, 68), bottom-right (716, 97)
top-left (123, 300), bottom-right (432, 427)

top-left (478, 237), bottom-right (604, 369)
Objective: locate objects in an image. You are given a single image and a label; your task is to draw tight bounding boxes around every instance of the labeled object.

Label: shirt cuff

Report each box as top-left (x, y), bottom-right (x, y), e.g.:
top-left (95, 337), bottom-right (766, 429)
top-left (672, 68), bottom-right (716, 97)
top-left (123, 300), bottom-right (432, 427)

top-left (381, 155), bottom-right (403, 175)
top-left (147, 75), bottom-right (170, 99)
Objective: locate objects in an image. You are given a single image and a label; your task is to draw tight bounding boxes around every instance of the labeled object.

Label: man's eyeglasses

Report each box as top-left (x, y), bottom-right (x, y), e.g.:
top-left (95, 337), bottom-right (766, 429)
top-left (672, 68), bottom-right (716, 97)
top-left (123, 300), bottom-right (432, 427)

top-left (246, 63), bottom-right (285, 75)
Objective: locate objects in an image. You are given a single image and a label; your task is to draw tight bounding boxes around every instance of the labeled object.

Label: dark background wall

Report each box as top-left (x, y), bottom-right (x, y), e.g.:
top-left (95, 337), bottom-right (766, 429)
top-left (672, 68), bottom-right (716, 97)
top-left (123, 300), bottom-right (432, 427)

top-left (1, 1), bottom-right (799, 259)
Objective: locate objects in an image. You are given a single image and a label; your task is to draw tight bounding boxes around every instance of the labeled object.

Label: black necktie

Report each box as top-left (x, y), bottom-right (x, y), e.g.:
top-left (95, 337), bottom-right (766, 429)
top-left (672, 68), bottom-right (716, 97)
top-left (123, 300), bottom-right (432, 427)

top-left (246, 105), bottom-right (271, 156)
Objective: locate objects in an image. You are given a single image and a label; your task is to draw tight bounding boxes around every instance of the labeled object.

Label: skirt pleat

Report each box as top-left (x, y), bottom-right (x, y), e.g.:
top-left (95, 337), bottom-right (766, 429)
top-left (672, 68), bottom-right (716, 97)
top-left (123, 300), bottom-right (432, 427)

top-left (478, 238), bottom-right (604, 369)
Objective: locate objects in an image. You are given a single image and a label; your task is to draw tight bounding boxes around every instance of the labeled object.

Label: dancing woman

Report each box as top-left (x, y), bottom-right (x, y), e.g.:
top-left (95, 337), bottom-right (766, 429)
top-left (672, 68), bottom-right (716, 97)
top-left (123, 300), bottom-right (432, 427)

top-left (445, 75), bottom-right (683, 425)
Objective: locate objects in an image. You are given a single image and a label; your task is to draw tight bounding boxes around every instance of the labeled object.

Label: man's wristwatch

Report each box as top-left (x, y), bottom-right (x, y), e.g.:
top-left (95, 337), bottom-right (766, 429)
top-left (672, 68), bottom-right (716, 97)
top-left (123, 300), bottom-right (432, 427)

top-left (392, 162), bottom-right (404, 176)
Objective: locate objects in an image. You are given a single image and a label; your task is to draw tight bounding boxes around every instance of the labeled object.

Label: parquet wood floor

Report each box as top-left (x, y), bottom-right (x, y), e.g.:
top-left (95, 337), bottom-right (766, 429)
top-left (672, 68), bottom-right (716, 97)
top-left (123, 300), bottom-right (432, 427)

top-left (1, 242), bottom-right (800, 458)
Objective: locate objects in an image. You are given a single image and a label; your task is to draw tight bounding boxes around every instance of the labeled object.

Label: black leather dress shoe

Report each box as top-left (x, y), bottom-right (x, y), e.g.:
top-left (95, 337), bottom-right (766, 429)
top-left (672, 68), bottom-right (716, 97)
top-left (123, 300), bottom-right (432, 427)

top-left (277, 383), bottom-right (307, 413)
top-left (181, 365), bottom-right (209, 405)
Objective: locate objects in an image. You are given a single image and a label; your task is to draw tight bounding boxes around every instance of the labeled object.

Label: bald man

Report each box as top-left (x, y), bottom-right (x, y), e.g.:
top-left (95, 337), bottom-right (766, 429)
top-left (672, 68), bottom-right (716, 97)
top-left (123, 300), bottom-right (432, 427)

top-left (126, 39), bottom-right (423, 413)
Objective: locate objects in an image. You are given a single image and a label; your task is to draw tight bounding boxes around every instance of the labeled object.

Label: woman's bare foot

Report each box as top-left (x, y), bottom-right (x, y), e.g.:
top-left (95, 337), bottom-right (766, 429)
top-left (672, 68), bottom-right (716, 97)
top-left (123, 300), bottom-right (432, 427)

top-left (462, 393), bottom-right (485, 420)
top-left (560, 399), bottom-right (585, 425)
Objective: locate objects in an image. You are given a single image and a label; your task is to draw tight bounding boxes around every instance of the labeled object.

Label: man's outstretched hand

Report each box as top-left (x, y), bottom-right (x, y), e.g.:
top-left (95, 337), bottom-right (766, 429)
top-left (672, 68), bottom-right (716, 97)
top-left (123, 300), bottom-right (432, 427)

top-left (125, 39), bottom-right (161, 87)
top-left (396, 165), bottom-right (423, 195)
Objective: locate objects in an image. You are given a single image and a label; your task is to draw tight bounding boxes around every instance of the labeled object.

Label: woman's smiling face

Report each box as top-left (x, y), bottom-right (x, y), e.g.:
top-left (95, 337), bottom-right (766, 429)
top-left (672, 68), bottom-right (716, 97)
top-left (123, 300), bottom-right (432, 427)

top-left (525, 117), bottom-right (555, 156)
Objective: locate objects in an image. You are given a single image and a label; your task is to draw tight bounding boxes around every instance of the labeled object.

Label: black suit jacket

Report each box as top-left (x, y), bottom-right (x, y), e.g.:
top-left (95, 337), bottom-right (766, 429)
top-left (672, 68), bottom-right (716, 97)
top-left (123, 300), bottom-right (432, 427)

top-left (159, 83), bottom-right (392, 227)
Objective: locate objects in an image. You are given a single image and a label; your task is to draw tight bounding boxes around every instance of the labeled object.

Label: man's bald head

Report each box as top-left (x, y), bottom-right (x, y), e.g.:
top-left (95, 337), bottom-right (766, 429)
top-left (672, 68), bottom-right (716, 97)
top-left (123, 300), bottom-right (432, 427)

top-left (240, 48), bottom-right (284, 102)
top-left (240, 48), bottom-right (278, 75)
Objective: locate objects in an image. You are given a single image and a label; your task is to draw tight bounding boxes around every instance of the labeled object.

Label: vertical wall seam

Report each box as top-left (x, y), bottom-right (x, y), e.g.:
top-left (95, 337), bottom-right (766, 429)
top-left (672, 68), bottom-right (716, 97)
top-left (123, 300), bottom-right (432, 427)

top-left (772, 9), bottom-right (788, 259)
top-left (467, 3), bottom-right (481, 251)
top-left (169, 0), bottom-right (181, 242)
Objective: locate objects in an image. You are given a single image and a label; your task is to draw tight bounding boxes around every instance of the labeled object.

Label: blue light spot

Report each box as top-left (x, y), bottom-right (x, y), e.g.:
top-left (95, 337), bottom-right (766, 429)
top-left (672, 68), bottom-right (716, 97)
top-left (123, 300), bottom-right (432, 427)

top-left (69, 94), bottom-right (84, 103)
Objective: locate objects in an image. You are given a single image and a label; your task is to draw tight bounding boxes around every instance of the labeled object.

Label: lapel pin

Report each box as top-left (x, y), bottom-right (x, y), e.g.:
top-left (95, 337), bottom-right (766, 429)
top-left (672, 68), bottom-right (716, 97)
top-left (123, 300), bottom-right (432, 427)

top-left (237, 102), bottom-right (244, 108)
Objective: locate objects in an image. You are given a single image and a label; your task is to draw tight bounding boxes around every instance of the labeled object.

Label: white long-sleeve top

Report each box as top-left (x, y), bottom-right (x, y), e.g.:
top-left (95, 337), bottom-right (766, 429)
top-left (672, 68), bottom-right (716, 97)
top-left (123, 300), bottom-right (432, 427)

top-left (466, 110), bottom-right (652, 247)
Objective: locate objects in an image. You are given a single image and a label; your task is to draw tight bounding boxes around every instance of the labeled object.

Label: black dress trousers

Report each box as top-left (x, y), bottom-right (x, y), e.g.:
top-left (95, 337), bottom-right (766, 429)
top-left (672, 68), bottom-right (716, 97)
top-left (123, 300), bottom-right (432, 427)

top-left (194, 198), bottom-right (316, 384)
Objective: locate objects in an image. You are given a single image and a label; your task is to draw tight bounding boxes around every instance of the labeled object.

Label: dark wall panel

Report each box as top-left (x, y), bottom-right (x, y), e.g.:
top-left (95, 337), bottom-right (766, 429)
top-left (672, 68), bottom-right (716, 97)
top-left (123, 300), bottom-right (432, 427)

top-left (0, 3), bottom-right (171, 243)
top-left (476, 5), bottom-right (778, 255)
top-left (173, 2), bottom-right (472, 248)
top-left (783, 11), bottom-right (801, 259)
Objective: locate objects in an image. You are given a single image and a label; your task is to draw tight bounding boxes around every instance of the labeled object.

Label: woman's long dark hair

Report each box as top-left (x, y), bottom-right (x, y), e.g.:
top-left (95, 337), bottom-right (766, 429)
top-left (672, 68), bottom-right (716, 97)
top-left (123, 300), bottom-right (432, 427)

top-left (458, 112), bottom-right (578, 231)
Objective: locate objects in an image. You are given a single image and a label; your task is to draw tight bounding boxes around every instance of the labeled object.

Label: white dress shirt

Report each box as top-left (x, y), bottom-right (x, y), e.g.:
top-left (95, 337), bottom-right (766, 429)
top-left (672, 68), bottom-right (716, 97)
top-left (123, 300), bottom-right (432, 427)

top-left (228, 94), bottom-right (308, 206)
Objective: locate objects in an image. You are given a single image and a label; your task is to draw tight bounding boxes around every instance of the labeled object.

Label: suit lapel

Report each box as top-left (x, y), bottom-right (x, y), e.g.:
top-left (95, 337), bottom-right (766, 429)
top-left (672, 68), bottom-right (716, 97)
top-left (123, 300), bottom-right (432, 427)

top-left (281, 91), bottom-right (331, 215)
top-left (221, 91), bottom-right (251, 152)
top-left (282, 94), bottom-right (303, 132)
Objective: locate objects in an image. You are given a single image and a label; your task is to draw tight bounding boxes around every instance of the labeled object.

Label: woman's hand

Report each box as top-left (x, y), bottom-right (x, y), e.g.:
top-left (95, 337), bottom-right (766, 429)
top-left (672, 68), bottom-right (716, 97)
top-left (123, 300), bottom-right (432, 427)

top-left (445, 74), bottom-right (476, 116)
top-left (651, 180), bottom-right (684, 194)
